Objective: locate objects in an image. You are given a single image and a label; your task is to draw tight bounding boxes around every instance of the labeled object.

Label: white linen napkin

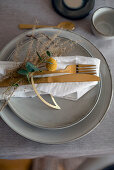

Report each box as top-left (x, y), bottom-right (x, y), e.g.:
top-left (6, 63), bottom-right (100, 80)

top-left (0, 56), bottom-right (100, 101)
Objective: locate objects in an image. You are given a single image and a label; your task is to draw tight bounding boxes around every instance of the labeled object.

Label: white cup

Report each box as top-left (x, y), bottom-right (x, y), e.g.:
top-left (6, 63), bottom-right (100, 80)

top-left (91, 7), bottom-right (114, 39)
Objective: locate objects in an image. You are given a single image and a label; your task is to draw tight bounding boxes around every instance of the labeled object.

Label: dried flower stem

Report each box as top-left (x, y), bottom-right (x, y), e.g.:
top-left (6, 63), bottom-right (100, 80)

top-left (0, 86), bottom-right (18, 112)
top-left (0, 27), bottom-right (76, 111)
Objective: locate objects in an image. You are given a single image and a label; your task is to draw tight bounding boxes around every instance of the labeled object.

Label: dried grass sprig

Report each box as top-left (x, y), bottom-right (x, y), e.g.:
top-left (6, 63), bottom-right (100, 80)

top-left (0, 27), bottom-right (76, 111)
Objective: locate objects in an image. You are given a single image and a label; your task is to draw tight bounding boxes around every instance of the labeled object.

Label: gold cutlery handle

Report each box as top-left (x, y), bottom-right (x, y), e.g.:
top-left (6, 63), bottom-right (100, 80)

top-left (19, 24), bottom-right (56, 29)
top-left (19, 22), bottom-right (75, 30)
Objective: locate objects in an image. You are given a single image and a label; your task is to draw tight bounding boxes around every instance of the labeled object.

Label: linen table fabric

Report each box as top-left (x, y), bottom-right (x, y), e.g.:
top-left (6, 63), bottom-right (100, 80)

top-left (0, 0), bottom-right (114, 159)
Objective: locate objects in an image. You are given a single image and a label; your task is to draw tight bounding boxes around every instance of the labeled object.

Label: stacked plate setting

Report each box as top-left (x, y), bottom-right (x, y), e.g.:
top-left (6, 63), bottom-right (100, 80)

top-left (0, 28), bottom-right (112, 144)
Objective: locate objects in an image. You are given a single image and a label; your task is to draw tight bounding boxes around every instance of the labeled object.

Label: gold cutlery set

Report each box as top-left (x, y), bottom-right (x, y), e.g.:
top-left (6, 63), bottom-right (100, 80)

top-left (32, 64), bottom-right (99, 83)
top-left (0, 64), bottom-right (100, 87)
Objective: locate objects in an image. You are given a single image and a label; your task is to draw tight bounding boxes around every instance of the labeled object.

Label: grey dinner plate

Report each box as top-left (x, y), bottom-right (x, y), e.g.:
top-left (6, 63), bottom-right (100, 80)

top-left (2, 28), bottom-right (101, 129)
top-left (0, 28), bottom-right (112, 144)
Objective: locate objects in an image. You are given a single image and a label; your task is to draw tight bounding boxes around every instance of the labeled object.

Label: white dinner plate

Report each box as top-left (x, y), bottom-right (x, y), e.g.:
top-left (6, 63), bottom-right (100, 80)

top-left (0, 28), bottom-right (112, 144)
top-left (1, 28), bottom-right (101, 129)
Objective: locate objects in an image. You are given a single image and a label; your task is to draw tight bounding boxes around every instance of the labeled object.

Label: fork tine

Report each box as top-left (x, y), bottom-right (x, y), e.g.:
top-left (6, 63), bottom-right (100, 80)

top-left (78, 70), bottom-right (96, 73)
top-left (79, 72), bottom-right (96, 75)
top-left (77, 64), bottom-right (96, 67)
top-left (77, 67), bottom-right (96, 70)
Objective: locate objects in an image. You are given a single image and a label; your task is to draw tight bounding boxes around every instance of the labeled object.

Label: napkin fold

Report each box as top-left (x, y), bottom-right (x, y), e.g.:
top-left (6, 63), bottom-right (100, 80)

top-left (0, 56), bottom-right (100, 101)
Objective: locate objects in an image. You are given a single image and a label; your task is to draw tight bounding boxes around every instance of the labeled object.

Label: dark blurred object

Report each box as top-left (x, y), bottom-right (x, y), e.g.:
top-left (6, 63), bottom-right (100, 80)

top-left (102, 164), bottom-right (114, 170)
top-left (52, 0), bottom-right (95, 19)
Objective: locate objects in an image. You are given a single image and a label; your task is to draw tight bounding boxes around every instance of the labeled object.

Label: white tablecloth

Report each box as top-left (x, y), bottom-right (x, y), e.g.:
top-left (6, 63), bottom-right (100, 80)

top-left (0, 0), bottom-right (114, 159)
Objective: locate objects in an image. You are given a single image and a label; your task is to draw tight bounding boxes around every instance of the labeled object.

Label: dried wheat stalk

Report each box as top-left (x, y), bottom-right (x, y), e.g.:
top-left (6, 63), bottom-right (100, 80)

top-left (0, 28), bottom-right (76, 111)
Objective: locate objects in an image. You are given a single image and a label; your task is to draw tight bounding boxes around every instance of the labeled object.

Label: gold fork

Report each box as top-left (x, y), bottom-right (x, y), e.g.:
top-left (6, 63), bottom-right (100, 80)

top-left (33, 64), bottom-right (96, 76)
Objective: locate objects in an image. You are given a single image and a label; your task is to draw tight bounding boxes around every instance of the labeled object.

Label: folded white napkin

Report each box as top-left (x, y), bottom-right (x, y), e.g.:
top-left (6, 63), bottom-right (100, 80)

top-left (0, 56), bottom-right (100, 101)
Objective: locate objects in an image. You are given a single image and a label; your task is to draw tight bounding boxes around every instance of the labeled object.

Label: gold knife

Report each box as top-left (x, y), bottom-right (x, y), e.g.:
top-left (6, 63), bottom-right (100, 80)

top-left (33, 74), bottom-right (100, 83)
top-left (0, 74), bottom-right (100, 87)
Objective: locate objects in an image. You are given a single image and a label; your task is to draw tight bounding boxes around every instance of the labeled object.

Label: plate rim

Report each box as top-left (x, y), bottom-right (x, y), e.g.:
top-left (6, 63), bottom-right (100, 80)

top-left (0, 28), bottom-right (112, 144)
